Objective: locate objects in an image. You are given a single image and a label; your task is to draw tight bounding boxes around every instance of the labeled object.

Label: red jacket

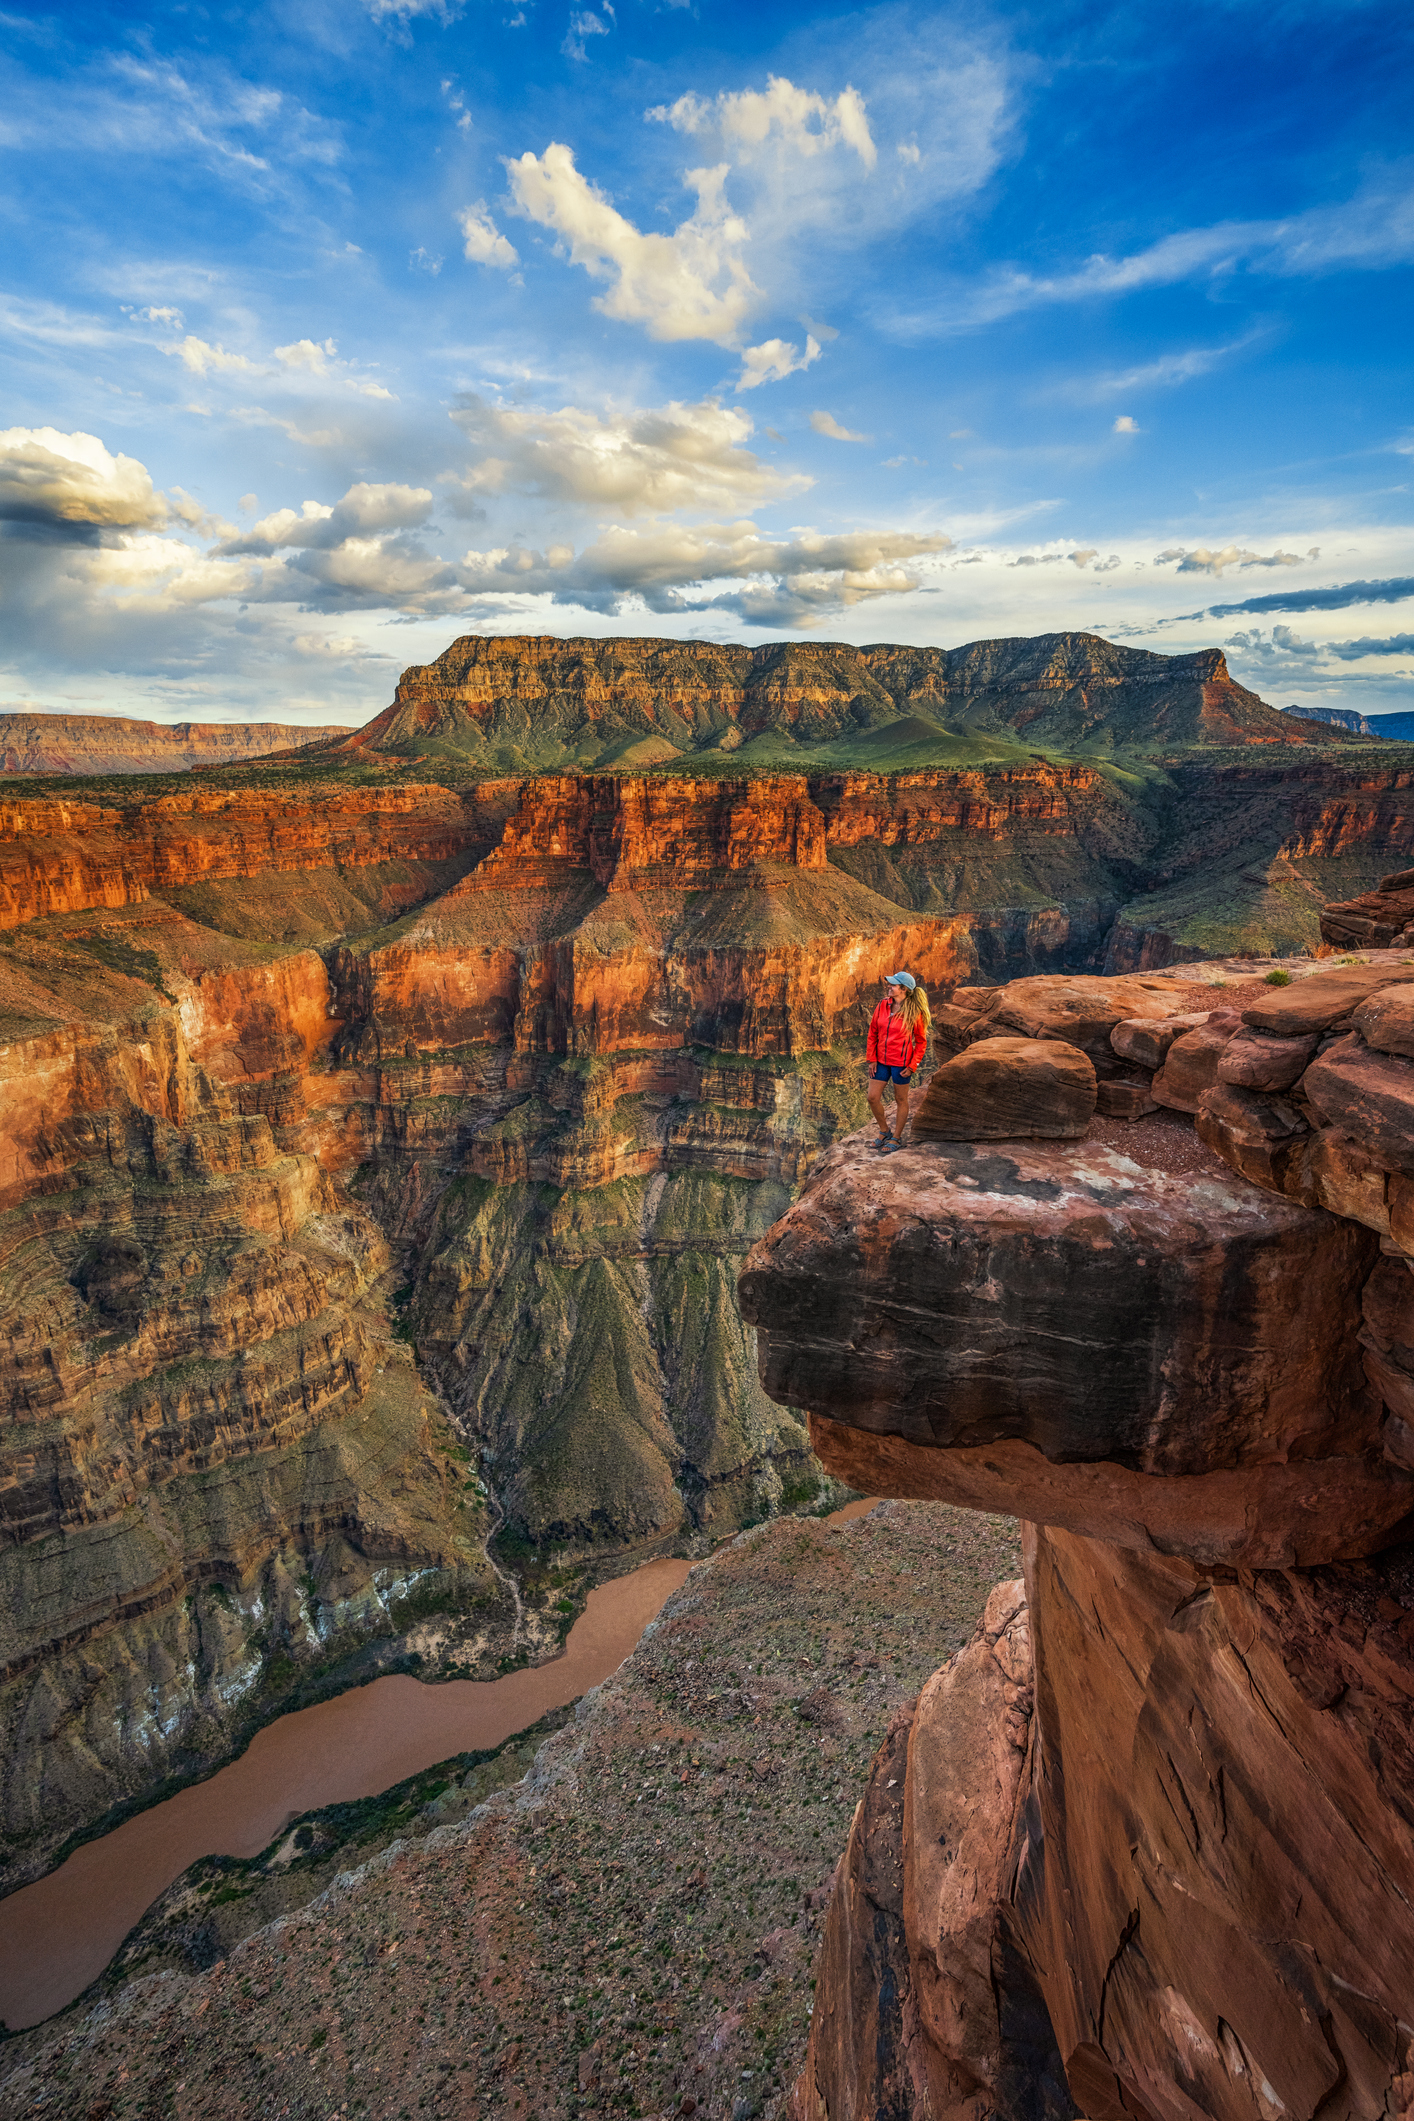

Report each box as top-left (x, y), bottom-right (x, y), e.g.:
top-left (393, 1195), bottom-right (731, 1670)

top-left (867, 994), bottom-right (926, 1071)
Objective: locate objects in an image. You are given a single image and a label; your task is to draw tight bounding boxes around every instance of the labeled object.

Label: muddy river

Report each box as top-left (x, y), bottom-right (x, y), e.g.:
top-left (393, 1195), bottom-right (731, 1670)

top-left (0, 1502), bottom-right (879, 2031)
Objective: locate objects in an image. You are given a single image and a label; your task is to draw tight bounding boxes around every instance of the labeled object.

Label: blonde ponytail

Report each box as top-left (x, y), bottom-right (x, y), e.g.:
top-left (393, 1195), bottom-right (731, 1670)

top-left (898, 985), bottom-right (930, 1039)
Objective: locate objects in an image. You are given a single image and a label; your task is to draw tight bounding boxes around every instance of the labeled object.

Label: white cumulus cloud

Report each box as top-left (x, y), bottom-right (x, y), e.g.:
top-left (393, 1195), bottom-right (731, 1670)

top-left (810, 410), bottom-right (870, 442)
top-left (650, 76), bottom-right (877, 171)
top-left (446, 395), bottom-right (807, 514)
top-left (448, 519), bottom-right (951, 627)
top-left (506, 142), bottom-right (756, 344)
top-left (163, 335), bottom-right (262, 377)
top-left (459, 201), bottom-right (520, 270)
top-left (1156, 544), bottom-right (1320, 577)
top-left (0, 426), bottom-right (171, 532)
top-left (736, 335), bottom-right (821, 390)
top-left (218, 482), bottom-right (434, 555)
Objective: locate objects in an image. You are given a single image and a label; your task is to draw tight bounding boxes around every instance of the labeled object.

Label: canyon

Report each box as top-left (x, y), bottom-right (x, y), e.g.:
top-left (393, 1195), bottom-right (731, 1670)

top-left (2, 629), bottom-right (1414, 2056)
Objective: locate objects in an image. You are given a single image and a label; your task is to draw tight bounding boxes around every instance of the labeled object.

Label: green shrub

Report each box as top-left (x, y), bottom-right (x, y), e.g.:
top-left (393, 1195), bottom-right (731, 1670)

top-left (1264, 969), bottom-right (1292, 986)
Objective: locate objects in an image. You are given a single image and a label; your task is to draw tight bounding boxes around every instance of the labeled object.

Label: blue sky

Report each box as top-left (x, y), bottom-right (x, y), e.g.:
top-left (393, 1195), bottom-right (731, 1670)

top-left (1, 0), bottom-right (1411, 727)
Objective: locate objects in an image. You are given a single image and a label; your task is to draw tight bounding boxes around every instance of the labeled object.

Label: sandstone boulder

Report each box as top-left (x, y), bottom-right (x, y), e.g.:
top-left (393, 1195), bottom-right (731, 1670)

top-left (740, 1131), bottom-right (1381, 1490)
top-left (1194, 1082), bottom-right (1308, 1192)
top-left (1353, 985), bottom-right (1414, 1059)
top-left (912, 1038), bottom-right (1096, 1142)
top-left (1301, 1040), bottom-right (1414, 1175)
top-left (1109, 1012), bottom-right (1207, 1069)
top-left (988, 975), bottom-right (1179, 1060)
top-left (1241, 961), bottom-right (1414, 1034)
top-left (1298, 1128), bottom-right (1393, 1234)
top-left (1094, 1077), bottom-right (1157, 1118)
top-left (1150, 1014), bottom-right (1240, 1111)
top-left (1216, 1027), bottom-right (1319, 1090)
top-left (932, 1001), bottom-right (991, 1053)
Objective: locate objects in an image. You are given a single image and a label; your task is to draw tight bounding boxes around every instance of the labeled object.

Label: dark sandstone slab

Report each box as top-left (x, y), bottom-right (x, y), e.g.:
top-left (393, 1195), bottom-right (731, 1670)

top-left (1353, 986), bottom-right (1414, 1060)
top-left (804, 1412), bottom-right (1414, 1569)
top-left (912, 1038), bottom-right (1096, 1142)
top-left (1241, 963), bottom-right (1414, 1035)
top-left (1301, 1042), bottom-right (1414, 1175)
top-left (1216, 1028), bottom-right (1319, 1091)
top-left (989, 975), bottom-right (1178, 1060)
top-left (740, 1130), bottom-right (1377, 1482)
top-left (1109, 1013), bottom-right (1207, 1070)
top-left (1150, 1016), bottom-right (1240, 1112)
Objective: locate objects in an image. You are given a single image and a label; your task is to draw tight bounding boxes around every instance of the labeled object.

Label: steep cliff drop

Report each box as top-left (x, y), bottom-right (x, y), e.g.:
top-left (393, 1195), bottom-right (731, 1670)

top-left (740, 920), bottom-right (1414, 2121)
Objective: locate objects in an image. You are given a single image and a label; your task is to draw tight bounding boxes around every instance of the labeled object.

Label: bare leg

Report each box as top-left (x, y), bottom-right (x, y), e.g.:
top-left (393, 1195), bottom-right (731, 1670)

top-left (866, 1077), bottom-right (891, 1137)
top-left (893, 1082), bottom-right (911, 1139)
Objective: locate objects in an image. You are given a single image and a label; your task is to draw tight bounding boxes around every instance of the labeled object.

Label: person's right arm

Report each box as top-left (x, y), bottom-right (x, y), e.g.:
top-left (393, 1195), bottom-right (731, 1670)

top-left (865, 999), bottom-right (878, 1066)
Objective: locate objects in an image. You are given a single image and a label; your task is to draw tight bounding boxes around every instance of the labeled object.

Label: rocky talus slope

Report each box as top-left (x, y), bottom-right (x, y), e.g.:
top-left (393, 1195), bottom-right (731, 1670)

top-left (0, 714), bottom-right (349, 776)
top-left (740, 913), bottom-right (1414, 2121)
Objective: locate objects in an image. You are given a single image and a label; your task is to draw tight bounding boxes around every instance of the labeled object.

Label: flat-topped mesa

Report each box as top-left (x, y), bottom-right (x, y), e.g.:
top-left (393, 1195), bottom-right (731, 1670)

top-left (743, 938), bottom-right (1414, 2121)
top-left (337, 630), bottom-right (1332, 764)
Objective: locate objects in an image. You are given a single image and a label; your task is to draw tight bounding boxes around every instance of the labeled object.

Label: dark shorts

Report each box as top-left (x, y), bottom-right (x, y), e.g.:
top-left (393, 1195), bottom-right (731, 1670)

top-left (872, 1064), bottom-right (914, 1084)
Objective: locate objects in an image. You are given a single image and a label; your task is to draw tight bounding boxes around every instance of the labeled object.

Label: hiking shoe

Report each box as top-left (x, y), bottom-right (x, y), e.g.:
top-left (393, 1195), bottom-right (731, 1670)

top-left (874, 1132), bottom-right (894, 1151)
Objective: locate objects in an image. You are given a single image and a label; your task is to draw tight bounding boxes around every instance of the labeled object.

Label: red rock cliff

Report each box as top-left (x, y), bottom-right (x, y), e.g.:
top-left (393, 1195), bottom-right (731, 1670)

top-left (741, 945), bottom-right (1414, 2121)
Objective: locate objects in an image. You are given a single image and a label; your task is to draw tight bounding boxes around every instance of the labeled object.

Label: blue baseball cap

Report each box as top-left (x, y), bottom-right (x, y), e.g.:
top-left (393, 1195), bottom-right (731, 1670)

top-left (885, 970), bottom-right (916, 990)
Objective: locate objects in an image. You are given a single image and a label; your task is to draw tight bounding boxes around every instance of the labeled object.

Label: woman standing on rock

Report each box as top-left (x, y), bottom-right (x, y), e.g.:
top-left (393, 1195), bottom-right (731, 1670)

top-left (866, 971), bottom-right (930, 1151)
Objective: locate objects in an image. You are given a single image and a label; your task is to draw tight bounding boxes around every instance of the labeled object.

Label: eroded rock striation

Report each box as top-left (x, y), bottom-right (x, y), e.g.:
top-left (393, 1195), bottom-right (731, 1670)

top-left (741, 940), bottom-right (1414, 2121)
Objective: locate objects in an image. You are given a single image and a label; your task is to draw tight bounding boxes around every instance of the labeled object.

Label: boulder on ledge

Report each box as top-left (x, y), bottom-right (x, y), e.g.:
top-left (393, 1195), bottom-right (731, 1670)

top-left (739, 1126), bottom-right (1414, 1566)
top-left (912, 1037), bottom-right (1097, 1142)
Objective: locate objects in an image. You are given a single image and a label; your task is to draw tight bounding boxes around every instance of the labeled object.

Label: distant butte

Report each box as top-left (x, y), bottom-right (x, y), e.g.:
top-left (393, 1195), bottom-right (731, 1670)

top-left (0, 712), bottom-right (351, 777)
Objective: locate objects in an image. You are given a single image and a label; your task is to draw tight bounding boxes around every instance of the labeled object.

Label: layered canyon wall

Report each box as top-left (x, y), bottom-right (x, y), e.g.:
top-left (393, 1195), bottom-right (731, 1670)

top-left (0, 763), bottom-right (1059, 1877)
top-left (0, 713), bottom-right (350, 777)
top-left (741, 925), bottom-right (1414, 2121)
